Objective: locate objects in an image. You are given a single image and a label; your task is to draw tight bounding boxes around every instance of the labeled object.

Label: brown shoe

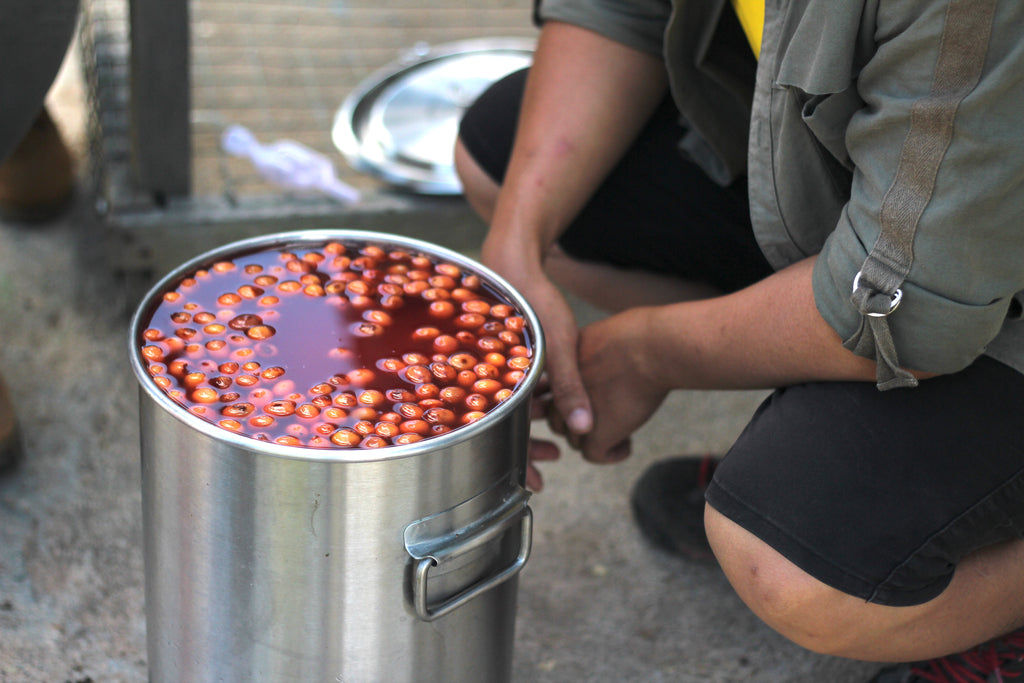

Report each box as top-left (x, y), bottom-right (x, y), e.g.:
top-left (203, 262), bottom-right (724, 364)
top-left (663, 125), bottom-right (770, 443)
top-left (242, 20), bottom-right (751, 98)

top-left (0, 373), bottom-right (22, 473)
top-left (0, 105), bottom-right (75, 223)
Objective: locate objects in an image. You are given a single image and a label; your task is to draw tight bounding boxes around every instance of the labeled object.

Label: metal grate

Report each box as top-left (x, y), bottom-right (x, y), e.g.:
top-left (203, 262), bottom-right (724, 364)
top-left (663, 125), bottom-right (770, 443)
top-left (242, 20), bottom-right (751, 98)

top-left (189, 0), bottom-right (535, 199)
top-left (79, 0), bottom-right (536, 275)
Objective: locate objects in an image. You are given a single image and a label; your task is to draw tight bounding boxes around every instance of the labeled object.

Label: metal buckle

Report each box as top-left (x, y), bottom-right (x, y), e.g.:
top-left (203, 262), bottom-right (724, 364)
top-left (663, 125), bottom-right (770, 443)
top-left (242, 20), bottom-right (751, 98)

top-left (853, 271), bottom-right (902, 318)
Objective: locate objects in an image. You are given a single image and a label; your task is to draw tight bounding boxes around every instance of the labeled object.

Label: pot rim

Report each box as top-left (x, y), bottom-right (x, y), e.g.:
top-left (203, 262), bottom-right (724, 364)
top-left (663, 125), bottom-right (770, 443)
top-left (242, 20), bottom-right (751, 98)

top-left (128, 229), bottom-right (545, 463)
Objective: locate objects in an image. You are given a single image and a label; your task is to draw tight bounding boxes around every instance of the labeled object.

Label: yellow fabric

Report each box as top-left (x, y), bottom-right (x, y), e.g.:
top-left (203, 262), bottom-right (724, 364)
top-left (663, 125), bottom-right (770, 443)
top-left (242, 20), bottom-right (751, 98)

top-left (731, 0), bottom-right (764, 58)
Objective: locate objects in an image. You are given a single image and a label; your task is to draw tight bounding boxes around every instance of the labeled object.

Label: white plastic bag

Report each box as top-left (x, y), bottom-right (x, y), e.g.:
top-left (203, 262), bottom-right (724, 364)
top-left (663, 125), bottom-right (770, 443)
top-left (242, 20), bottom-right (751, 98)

top-left (221, 125), bottom-right (361, 204)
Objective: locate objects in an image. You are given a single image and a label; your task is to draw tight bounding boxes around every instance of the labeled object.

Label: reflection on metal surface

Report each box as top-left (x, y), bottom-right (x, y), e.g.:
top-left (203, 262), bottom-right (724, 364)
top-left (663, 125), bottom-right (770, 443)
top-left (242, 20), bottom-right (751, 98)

top-left (334, 38), bottom-right (535, 195)
top-left (131, 229), bottom-right (545, 682)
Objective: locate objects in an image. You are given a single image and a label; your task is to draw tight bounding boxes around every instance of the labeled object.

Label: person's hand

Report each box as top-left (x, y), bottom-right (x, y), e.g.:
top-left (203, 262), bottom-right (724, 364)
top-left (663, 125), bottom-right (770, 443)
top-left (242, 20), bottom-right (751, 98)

top-left (525, 432), bottom-right (561, 491)
top-left (575, 306), bottom-right (670, 464)
top-left (462, 19), bottom-right (673, 487)
top-left (483, 237), bottom-right (594, 490)
top-left (484, 240), bottom-right (593, 421)
top-left (500, 270), bottom-right (590, 491)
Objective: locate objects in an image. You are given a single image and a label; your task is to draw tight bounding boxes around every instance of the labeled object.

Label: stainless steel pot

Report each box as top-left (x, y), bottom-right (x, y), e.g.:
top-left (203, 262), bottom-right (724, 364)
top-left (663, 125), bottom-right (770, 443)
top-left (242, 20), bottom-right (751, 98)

top-left (128, 230), bottom-right (544, 683)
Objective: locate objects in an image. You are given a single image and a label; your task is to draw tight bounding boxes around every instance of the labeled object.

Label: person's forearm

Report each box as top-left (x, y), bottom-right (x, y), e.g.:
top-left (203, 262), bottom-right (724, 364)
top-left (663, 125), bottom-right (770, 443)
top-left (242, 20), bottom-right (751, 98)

top-left (632, 257), bottom-right (931, 391)
top-left (482, 21), bottom-right (668, 272)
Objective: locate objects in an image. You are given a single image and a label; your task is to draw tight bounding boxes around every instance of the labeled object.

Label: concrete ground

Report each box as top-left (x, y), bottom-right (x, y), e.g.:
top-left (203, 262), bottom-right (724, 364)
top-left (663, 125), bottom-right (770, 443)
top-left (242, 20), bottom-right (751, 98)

top-left (0, 4), bottom-right (884, 682)
top-left (0, 204), bottom-right (885, 683)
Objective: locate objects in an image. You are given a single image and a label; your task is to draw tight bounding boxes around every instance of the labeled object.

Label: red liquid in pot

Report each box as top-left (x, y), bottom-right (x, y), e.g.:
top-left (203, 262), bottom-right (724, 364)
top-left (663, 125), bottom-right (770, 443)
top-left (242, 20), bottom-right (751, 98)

top-left (138, 242), bottom-right (534, 448)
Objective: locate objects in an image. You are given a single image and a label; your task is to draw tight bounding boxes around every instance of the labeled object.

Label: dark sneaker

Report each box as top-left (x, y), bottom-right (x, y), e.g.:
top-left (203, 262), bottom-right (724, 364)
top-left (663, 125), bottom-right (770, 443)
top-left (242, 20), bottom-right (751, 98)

top-left (868, 628), bottom-right (1024, 682)
top-left (630, 455), bottom-right (720, 561)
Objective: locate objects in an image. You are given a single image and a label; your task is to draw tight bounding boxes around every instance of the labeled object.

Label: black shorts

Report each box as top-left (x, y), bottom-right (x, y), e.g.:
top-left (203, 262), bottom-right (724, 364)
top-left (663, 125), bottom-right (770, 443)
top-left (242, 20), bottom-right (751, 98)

top-left (707, 357), bottom-right (1024, 606)
top-left (458, 68), bottom-right (773, 293)
top-left (458, 69), bottom-right (1024, 607)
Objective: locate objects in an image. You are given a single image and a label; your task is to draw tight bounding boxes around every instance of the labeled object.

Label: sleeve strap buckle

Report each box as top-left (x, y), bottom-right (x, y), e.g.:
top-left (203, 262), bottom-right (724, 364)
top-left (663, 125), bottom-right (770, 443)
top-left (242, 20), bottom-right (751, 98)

top-left (853, 271), bottom-right (903, 318)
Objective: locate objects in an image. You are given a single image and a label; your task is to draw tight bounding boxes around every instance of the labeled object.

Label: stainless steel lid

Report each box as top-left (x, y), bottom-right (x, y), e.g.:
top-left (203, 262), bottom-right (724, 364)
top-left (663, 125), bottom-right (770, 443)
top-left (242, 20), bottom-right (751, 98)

top-left (332, 37), bottom-right (535, 195)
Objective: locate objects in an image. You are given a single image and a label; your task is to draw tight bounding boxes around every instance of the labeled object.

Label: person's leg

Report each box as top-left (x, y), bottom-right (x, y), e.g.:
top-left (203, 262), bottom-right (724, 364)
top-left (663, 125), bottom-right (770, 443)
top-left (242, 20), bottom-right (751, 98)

top-left (453, 138), bottom-right (500, 224)
top-left (0, 0), bottom-right (80, 161)
top-left (0, 0), bottom-right (81, 473)
top-left (456, 69), bottom-right (772, 311)
top-left (456, 138), bottom-right (722, 310)
top-left (703, 358), bottom-right (1024, 665)
top-left (706, 507), bottom-right (1024, 661)
top-left (0, 105), bottom-right (75, 222)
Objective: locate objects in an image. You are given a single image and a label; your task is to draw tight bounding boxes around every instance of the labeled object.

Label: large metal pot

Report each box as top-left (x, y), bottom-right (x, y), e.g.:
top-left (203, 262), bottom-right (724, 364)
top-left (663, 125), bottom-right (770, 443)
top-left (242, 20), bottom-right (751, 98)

top-left (128, 230), bottom-right (544, 683)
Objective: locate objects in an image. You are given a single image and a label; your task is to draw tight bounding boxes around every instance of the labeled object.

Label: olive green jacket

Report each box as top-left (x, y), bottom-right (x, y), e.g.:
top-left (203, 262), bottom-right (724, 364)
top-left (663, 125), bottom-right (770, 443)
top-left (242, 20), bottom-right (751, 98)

top-left (538, 0), bottom-right (1024, 387)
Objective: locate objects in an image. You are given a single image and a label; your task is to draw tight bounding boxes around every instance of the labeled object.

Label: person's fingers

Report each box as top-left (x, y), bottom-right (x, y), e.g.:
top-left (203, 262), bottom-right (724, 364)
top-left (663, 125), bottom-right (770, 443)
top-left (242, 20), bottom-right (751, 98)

top-left (525, 438), bottom-right (561, 491)
top-left (582, 437), bottom-right (632, 464)
top-left (549, 364), bottom-right (593, 439)
top-left (529, 437), bottom-right (561, 462)
top-left (526, 463), bottom-right (544, 492)
top-left (531, 295), bottom-right (593, 439)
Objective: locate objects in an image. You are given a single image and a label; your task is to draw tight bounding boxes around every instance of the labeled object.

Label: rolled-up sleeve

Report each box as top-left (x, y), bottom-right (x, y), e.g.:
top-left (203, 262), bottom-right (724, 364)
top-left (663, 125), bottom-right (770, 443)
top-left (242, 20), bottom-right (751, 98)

top-left (536, 0), bottom-right (672, 56)
top-left (812, 1), bottom-right (1024, 375)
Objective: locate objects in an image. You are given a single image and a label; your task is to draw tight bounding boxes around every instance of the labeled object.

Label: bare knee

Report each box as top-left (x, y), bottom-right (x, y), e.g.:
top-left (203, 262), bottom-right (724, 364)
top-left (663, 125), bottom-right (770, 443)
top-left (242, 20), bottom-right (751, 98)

top-left (453, 137), bottom-right (500, 222)
top-left (704, 503), bottom-right (873, 657)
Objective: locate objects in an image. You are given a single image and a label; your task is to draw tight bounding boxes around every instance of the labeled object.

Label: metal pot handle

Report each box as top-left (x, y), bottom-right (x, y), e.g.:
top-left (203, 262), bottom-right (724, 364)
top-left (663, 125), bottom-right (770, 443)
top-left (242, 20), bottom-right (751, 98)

top-left (411, 504), bottom-right (532, 622)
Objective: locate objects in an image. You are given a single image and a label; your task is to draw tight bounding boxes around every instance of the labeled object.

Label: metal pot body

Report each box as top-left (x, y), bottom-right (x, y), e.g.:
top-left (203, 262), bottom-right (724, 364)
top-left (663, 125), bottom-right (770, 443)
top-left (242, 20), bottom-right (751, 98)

top-left (130, 231), bottom-right (542, 683)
